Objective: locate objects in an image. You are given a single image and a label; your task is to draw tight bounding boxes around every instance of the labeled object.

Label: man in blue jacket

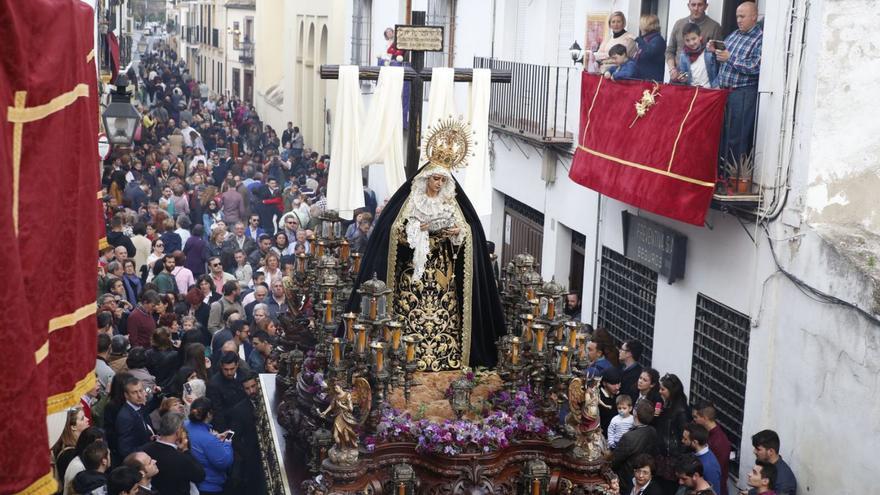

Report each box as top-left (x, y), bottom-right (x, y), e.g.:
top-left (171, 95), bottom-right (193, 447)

top-left (683, 423), bottom-right (723, 495)
top-left (115, 377), bottom-right (159, 459)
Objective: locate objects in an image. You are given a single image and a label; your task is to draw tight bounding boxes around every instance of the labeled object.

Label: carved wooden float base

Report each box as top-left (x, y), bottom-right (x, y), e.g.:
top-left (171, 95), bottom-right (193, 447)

top-left (302, 439), bottom-right (618, 495)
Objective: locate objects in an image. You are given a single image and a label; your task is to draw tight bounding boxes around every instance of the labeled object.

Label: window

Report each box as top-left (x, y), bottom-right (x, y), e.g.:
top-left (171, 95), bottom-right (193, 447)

top-left (502, 195), bottom-right (544, 269)
top-left (233, 21), bottom-right (240, 50)
top-left (569, 231), bottom-right (586, 294)
top-left (232, 68), bottom-right (241, 98)
top-left (426, 0), bottom-right (455, 67)
top-left (691, 294), bottom-right (750, 472)
top-left (597, 246), bottom-right (657, 367)
top-left (351, 0), bottom-right (371, 65)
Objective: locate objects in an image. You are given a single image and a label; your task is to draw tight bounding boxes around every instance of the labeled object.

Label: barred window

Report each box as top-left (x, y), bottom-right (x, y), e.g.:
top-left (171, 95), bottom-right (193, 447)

top-left (597, 246), bottom-right (657, 367)
top-left (351, 0), bottom-right (372, 65)
top-left (691, 294), bottom-right (750, 472)
top-left (425, 0), bottom-right (455, 68)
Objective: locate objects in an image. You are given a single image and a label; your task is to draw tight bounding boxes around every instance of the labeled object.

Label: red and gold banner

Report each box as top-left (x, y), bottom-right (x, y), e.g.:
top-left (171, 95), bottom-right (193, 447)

top-left (0, 1), bottom-right (100, 493)
top-left (569, 73), bottom-right (728, 226)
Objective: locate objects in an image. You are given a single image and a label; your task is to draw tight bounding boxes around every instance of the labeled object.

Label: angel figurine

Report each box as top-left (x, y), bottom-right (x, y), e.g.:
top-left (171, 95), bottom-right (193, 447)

top-left (317, 377), bottom-right (372, 466)
top-left (566, 376), bottom-right (609, 462)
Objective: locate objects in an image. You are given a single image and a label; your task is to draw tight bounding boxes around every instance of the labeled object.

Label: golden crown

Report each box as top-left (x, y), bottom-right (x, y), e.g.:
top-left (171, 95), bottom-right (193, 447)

top-left (423, 117), bottom-right (476, 171)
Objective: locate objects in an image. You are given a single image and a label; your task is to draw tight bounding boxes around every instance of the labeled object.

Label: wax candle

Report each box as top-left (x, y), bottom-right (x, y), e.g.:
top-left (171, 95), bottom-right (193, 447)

top-left (324, 300), bottom-right (333, 324)
top-left (355, 325), bottom-right (367, 353)
top-left (527, 288), bottom-right (535, 300)
top-left (352, 253), bottom-right (362, 274)
top-left (558, 346), bottom-right (570, 374)
top-left (369, 297), bottom-right (377, 320)
top-left (530, 299), bottom-right (540, 316)
top-left (534, 324), bottom-right (546, 352)
top-left (547, 298), bottom-right (556, 319)
top-left (343, 313), bottom-right (357, 342)
top-left (567, 324), bottom-right (578, 349)
top-left (398, 484), bottom-right (406, 495)
top-left (373, 342), bottom-right (384, 371)
top-left (332, 338), bottom-right (341, 365)
top-left (532, 478), bottom-right (540, 495)
top-left (340, 240), bottom-right (350, 262)
top-left (307, 235), bottom-right (316, 254)
top-left (391, 324), bottom-right (402, 351)
top-left (297, 253), bottom-right (307, 273)
top-left (325, 287), bottom-right (334, 302)
top-left (405, 338), bottom-right (415, 362)
top-left (577, 334), bottom-right (587, 359)
top-left (317, 241), bottom-right (326, 257)
top-left (511, 337), bottom-right (520, 365)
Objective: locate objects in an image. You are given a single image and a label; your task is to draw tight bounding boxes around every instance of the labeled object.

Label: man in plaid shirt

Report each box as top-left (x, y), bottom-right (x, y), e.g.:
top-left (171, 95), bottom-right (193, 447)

top-left (710, 1), bottom-right (762, 164)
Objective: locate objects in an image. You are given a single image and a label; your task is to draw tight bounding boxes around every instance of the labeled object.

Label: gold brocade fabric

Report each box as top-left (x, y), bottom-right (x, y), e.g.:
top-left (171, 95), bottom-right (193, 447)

top-left (395, 235), bottom-right (462, 371)
top-left (388, 197), bottom-right (473, 371)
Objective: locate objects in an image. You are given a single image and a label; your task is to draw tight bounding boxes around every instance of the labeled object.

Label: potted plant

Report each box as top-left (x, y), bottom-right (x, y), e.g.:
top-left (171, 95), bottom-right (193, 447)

top-left (721, 152), bottom-right (754, 195)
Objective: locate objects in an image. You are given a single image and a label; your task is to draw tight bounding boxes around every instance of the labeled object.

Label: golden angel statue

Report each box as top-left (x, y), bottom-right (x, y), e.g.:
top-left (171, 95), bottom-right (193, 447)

top-left (566, 376), bottom-right (608, 461)
top-left (317, 377), bottom-right (372, 466)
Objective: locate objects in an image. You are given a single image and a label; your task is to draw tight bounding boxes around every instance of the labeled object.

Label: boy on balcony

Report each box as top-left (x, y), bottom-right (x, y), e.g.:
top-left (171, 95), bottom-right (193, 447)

top-left (675, 23), bottom-right (719, 88)
top-left (603, 45), bottom-right (638, 81)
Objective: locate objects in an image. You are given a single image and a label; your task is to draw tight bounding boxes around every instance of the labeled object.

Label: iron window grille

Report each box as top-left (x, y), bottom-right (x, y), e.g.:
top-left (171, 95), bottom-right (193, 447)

top-left (690, 293), bottom-right (750, 472)
top-left (350, 0), bottom-right (371, 66)
top-left (597, 246), bottom-right (657, 367)
top-left (425, 0), bottom-right (454, 68)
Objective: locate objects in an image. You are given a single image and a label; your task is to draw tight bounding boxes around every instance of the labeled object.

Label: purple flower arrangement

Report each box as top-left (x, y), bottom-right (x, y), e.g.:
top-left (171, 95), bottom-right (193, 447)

top-left (367, 385), bottom-right (553, 456)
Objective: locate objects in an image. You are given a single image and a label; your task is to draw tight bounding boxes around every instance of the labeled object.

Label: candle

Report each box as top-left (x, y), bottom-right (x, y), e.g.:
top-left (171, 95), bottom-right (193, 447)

top-left (404, 336), bottom-right (415, 362)
top-left (577, 334), bottom-right (587, 359)
top-left (332, 338), bottom-right (341, 365)
top-left (323, 300), bottom-right (333, 324)
top-left (530, 299), bottom-right (540, 316)
top-left (567, 324), bottom-right (578, 349)
top-left (398, 483), bottom-right (406, 495)
top-left (352, 253), bottom-right (362, 274)
top-left (355, 324), bottom-right (367, 353)
top-left (383, 325), bottom-right (392, 343)
top-left (369, 297), bottom-right (377, 320)
top-left (307, 235), bottom-right (316, 254)
top-left (532, 478), bottom-right (540, 495)
top-left (547, 298), bottom-right (555, 319)
top-left (324, 287), bottom-right (334, 302)
top-left (297, 253), bottom-right (307, 273)
top-left (534, 324), bottom-right (546, 352)
top-left (317, 241), bottom-right (326, 257)
top-left (343, 312), bottom-right (357, 342)
top-left (340, 240), bottom-right (350, 262)
top-left (511, 337), bottom-right (520, 365)
top-left (558, 346), bottom-right (570, 374)
top-left (527, 288), bottom-right (535, 300)
top-left (554, 324), bottom-right (564, 343)
top-left (372, 342), bottom-right (385, 371)
top-left (391, 323), bottom-right (402, 351)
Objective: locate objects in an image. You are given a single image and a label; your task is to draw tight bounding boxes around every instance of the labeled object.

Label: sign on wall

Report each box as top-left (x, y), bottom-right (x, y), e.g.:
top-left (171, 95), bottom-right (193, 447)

top-left (622, 212), bottom-right (687, 283)
top-left (394, 25), bottom-right (444, 52)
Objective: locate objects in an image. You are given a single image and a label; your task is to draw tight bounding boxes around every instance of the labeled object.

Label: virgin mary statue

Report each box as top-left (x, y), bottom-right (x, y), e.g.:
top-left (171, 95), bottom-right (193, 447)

top-left (345, 119), bottom-right (505, 370)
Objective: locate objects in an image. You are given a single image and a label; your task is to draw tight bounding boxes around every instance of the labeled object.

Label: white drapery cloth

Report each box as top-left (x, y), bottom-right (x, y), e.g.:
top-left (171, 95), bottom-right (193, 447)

top-left (463, 68), bottom-right (492, 216)
top-left (420, 67), bottom-right (457, 165)
top-left (360, 66), bottom-right (406, 193)
top-left (326, 66), bottom-right (365, 219)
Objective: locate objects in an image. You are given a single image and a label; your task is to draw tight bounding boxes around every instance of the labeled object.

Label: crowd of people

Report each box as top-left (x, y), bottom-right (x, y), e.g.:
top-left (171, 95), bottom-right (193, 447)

top-left (582, 329), bottom-right (796, 495)
top-left (53, 36), bottom-right (384, 494)
top-left (589, 0), bottom-right (762, 164)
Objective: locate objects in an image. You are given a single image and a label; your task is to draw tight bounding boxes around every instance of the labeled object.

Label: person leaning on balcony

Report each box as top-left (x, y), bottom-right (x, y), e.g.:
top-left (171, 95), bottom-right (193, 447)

top-left (666, 0), bottom-right (723, 81)
top-left (594, 11), bottom-right (638, 74)
top-left (634, 15), bottom-right (667, 82)
top-left (710, 1), bottom-right (762, 163)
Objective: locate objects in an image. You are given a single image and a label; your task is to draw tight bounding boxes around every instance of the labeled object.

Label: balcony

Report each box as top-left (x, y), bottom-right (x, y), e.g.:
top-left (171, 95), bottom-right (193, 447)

top-left (474, 57), bottom-right (574, 147)
top-left (239, 40), bottom-right (254, 65)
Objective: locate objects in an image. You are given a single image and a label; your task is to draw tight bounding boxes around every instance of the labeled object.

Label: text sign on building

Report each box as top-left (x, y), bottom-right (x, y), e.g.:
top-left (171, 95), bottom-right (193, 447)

top-left (622, 212), bottom-right (687, 284)
top-left (395, 25), bottom-right (444, 52)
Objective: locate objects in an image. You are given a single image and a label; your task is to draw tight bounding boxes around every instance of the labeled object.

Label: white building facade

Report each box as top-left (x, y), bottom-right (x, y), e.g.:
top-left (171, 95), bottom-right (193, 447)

top-left (257, 1), bottom-right (880, 492)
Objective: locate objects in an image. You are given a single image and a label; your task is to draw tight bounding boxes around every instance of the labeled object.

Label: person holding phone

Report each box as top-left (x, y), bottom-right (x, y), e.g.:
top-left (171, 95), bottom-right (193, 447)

top-left (710, 1), bottom-right (763, 163)
top-left (185, 398), bottom-right (233, 495)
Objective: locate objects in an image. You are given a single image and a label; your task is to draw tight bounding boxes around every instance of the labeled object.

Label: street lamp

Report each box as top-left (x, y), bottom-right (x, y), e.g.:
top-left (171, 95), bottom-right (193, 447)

top-left (102, 74), bottom-right (140, 147)
top-left (569, 40), bottom-right (584, 66)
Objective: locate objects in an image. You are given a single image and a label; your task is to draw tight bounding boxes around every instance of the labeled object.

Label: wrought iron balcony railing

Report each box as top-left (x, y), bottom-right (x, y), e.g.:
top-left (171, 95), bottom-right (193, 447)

top-left (474, 57), bottom-right (575, 146)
